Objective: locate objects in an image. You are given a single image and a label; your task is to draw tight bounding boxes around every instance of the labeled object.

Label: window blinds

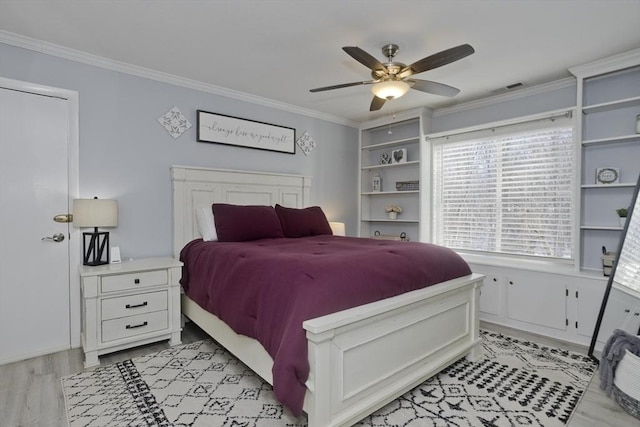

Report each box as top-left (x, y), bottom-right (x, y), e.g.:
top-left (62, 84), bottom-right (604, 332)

top-left (431, 113), bottom-right (575, 260)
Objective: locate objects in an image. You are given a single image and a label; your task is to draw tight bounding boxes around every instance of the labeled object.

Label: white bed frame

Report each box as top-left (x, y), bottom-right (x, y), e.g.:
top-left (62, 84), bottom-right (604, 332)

top-left (171, 165), bottom-right (484, 427)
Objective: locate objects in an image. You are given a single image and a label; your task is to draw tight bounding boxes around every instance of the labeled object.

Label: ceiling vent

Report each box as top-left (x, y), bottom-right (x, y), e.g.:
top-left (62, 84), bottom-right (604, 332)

top-left (491, 81), bottom-right (524, 95)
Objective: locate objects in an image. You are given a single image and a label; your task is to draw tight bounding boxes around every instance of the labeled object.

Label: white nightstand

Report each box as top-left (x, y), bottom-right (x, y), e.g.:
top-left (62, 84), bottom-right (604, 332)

top-left (79, 257), bottom-right (183, 368)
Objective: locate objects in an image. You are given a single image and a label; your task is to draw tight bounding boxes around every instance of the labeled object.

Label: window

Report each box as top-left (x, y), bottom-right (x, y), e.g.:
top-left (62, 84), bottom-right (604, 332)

top-left (431, 112), bottom-right (575, 260)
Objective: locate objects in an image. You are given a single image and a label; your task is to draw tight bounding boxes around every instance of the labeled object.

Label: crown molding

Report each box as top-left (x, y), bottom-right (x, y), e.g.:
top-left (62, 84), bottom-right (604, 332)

top-left (0, 30), bottom-right (357, 128)
top-left (432, 77), bottom-right (576, 118)
top-left (569, 48), bottom-right (640, 78)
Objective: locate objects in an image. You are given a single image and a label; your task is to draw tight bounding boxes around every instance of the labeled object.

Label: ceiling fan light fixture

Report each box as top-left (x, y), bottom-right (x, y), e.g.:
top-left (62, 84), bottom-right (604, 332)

top-left (371, 79), bottom-right (410, 100)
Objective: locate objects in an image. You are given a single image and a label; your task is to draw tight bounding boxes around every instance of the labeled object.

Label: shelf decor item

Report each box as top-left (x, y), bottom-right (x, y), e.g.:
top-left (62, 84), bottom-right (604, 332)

top-left (601, 250), bottom-right (616, 276)
top-left (617, 207), bottom-right (628, 227)
top-left (396, 180), bottom-right (420, 191)
top-left (372, 174), bottom-right (382, 192)
top-left (380, 152), bottom-right (391, 164)
top-left (372, 230), bottom-right (402, 241)
top-left (385, 205), bottom-right (403, 220)
top-left (391, 148), bottom-right (407, 164)
top-left (636, 114), bottom-right (640, 134)
top-left (596, 167), bottom-right (620, 185)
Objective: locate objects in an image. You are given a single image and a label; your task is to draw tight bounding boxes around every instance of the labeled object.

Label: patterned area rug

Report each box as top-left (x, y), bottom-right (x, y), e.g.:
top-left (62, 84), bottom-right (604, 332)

top-left (62, 330), bottom-right (597, 426)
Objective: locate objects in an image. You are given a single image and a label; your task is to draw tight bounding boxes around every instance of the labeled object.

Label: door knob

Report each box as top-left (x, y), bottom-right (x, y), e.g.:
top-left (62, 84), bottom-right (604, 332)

top-left (42, 233), bottom-right (65, 242)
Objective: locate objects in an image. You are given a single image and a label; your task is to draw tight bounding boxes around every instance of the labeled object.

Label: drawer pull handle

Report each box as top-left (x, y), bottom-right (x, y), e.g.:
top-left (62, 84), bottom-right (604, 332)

top-left (125, 321), bottom-right (148, 330)
top-left (134, 278), bottom-right (140, 284)
top-left (125, 301), bottom-right (148, 309)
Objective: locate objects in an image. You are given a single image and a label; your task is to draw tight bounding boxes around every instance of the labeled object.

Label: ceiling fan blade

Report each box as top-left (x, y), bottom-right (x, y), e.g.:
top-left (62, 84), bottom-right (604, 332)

top-left (310, 80), bottom-right (376, 92)
top-left (398, 44), bottom-right (475, 78)
top-left (343, 46), bottom-right (387, 74)
top-left (370, 96), bottom-right (386, 111)
top-left (408, 79), bottom-right (461, 97)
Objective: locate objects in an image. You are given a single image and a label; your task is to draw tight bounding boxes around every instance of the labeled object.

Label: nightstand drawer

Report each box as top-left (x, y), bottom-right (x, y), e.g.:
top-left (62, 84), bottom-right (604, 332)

top-left (102, 310), bottom-right (168, 342)
top-left (101, 270), bottom-right (167, 293)
top-left (101, 290), bottom-right (168, 321)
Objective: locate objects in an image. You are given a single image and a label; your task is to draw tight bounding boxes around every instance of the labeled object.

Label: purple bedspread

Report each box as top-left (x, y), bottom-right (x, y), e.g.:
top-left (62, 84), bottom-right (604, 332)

top-left (180, 235), bottom-right (471, 416)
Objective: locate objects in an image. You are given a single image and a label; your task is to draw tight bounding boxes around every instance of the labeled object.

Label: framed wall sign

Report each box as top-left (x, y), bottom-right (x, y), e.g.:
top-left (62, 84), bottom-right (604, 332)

top-left (197, 110), bottom-right (296, 154)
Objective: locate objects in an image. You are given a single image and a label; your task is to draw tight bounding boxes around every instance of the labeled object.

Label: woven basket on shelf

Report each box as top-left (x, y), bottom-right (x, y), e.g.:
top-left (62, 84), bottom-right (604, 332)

top-left (395, 180), bottom-right (419, 191)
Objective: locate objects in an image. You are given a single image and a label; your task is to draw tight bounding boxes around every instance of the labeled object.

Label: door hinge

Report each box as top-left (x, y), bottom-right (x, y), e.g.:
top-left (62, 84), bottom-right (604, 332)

top-left (566, 318), bottom-right (569, 326)
top-left (576, 290), bottom-right (579, 298)
top-left (575, 321), bottom-right (579, 329)
top-left (566, 289), bottom-right (569, 297)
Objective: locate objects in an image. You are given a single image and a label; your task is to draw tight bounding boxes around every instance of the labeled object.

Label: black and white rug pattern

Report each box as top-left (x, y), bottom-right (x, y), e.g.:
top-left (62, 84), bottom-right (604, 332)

top-left (62, 331), bottom-right (597, 427)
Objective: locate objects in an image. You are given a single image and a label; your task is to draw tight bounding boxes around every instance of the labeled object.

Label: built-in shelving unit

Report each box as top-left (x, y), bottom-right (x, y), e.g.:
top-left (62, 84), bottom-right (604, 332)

top-left (358, 108), bottom-right (430, 242)
top-left (570, 50), bottom-right (640, 272)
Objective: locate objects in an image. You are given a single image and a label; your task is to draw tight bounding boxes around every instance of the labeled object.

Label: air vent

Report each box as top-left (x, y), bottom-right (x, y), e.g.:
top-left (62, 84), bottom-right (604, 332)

top-left (490, 81), bottom-right (525, 95)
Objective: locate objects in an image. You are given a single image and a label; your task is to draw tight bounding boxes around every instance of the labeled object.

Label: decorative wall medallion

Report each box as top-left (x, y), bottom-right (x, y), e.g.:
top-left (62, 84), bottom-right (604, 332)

top-left (158, 107), bottom-right (192, 139)
top-left (296, 131), bottom-right (316, 156)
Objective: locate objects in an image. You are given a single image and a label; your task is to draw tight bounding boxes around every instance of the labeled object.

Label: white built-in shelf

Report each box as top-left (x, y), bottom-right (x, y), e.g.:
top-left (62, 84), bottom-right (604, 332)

top-left (361, 190), bottom-right (419, 196)
top-left (581, 183), bottom-right (637, 189)
top-left (581, 225), bottom-right (624, 231)
top-left (582, 96), bottom-right (640, 114)
top-left (361, 161), bottom-right (420, 171)
top-left (362, 218), bottom-right (420, 223)
top-left (578, 268), bottom-right (609, 280)
top-left (582, 134), bottom-right (640, 146)
top-left (361, 136), bottom-right (419, 151)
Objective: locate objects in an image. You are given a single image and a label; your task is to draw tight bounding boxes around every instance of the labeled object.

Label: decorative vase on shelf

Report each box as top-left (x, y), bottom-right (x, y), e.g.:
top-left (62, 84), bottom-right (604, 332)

top-left (619, 217), bottom-right (627, 227)
top-left (388, 211), bottom-right (397, 220)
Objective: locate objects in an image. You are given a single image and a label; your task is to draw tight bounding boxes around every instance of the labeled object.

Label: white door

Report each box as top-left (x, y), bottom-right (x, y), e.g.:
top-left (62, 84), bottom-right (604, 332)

top-left (0, 80), bottom-right (79, 363)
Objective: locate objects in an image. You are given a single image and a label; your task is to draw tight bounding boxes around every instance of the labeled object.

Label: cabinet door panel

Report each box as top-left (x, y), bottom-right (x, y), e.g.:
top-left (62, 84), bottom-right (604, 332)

top-left (506, 273), bottom-right (567, 330)
top-left (597, 287), bottom-right (640, 343)
top-left (471, 266), bottom-right (501, 316)
top-left (576, 279), bottom-right (607, 338)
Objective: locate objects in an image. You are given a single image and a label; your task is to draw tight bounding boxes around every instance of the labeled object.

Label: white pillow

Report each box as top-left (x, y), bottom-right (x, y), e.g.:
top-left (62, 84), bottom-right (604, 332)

top-left (196, 206), bottom-right (217, 241)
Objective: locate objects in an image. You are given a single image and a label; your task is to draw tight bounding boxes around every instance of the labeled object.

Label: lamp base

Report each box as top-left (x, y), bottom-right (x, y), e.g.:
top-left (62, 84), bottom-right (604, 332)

top-left (83, 230), bottom-right (110, 266)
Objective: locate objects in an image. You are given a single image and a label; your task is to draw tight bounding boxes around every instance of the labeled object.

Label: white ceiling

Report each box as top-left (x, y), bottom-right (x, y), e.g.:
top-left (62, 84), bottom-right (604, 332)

top-left (1, 1), bottom-right (639, 124)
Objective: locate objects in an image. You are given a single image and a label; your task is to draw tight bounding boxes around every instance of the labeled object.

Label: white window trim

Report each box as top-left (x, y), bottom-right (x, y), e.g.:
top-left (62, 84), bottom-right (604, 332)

top-left (425, 108), bottom-right (578, 266)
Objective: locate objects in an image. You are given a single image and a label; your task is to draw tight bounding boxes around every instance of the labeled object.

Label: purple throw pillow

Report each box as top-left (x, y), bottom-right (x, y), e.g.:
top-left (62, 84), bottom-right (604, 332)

top-left (275, 204), bottom-right (333, 238)
top-left (212, 204), bottom-right (284, 242)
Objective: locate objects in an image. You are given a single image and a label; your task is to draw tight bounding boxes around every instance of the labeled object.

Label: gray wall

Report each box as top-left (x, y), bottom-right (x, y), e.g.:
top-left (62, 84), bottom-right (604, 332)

top-left (0, 43), bottom-right (359, 258)
top-left (430, 83), bottom-right (577, 133)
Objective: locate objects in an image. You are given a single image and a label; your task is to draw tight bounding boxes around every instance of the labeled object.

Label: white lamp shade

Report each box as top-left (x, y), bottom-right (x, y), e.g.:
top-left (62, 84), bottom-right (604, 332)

top-left (371, 80), bottom-right (410, 100)
top-left (329, 221), bottom-right (346, 237)
top-left (73, 198), bottom-right (118, 228)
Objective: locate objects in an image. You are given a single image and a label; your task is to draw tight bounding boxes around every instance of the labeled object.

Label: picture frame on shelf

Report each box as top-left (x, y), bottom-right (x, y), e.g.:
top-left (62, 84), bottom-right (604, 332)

top-left (595, 167), bottom-right (620, 185)
top-left (391, 148), bottom-right (407, 164)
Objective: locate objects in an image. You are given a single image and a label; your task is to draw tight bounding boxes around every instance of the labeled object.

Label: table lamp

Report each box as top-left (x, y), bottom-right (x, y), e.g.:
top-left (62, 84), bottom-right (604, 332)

top-left (329, 221), bottom-right (346, 237)
top-left (73, 197), bottom-right (118, 266)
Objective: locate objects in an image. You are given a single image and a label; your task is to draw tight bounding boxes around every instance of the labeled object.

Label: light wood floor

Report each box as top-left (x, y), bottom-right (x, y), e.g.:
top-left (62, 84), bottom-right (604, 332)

top-left (0, 322), bottom-right (637, 427)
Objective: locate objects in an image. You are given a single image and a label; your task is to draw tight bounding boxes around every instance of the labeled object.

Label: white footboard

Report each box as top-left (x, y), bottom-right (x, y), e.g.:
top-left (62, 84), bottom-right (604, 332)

top-left (302, 273), bottom-right (483, 427)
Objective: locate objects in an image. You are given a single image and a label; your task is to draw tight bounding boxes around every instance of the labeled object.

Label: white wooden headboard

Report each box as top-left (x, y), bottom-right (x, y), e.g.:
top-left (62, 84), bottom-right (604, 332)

top-left (171, 166), bottom-right (311, 258)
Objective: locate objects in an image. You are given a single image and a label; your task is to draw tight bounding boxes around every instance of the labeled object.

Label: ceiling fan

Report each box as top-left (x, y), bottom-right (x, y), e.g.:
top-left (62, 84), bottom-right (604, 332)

top-left (310, 43), bottom-right (475, 111)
